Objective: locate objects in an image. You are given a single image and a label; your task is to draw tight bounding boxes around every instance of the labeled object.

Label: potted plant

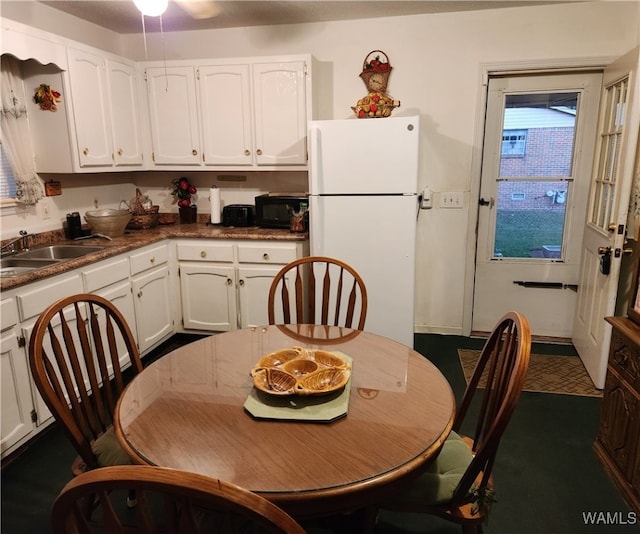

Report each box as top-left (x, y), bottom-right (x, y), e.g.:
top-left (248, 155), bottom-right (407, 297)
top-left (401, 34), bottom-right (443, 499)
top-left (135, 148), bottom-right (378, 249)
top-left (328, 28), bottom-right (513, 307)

top-left (171, 177), bottom-right (198, 223)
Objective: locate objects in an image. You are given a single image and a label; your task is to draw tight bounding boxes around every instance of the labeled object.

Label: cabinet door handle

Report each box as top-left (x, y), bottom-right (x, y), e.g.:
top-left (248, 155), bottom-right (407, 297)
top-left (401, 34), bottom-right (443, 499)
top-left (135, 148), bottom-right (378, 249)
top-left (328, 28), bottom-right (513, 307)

top-left (83, 148), bottom-right (89, 155)
top-left (117, 148), bottom-right (123, 156)
top-left (150, 256), bottom-right (156, 264)
top-left (192, 149), bottom-right (198, 156)
top-left (239, 279), bottom-right (245, 286)
top-left (226, 278), bottom-right (233, 285)
top-left (244, 149), bottom-right (250, 156)
top-left (263, 253), bottom-right (269, 261)
top-left (137, 290), bottom-right (143, 298)
top-left (200, 250), bottom-right (207, 258)
top-left (256, 149), bottom-right (263, 156)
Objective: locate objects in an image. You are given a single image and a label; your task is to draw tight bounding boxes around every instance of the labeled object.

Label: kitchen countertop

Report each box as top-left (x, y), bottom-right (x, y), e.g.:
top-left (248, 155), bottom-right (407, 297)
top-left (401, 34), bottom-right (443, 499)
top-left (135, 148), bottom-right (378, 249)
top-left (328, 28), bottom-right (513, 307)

top-left (1, 223), bottom-right (308, 291)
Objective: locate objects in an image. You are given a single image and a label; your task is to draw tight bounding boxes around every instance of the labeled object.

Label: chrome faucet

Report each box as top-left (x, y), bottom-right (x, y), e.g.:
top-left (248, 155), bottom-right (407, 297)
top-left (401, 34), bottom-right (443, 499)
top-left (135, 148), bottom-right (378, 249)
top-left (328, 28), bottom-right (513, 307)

top-left (1, 230), bottom-right (34, 255)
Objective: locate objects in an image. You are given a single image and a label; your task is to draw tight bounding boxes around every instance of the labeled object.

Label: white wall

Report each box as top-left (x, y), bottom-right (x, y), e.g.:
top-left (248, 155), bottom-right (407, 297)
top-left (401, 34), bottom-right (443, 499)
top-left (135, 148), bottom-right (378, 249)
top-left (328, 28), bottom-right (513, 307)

top-left (1, 1), bottom-right (639, 335)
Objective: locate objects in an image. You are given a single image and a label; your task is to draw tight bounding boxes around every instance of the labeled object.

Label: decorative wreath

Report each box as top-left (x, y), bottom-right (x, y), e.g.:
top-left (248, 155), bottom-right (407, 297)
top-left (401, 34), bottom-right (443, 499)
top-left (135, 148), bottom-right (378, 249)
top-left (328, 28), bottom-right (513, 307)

top-left (33, 84), bottom-right (61, 112)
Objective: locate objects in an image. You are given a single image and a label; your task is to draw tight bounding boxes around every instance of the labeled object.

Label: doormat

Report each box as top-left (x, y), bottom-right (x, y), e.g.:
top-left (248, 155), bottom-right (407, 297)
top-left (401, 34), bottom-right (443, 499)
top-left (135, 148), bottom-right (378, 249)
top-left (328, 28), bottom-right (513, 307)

top-left (457, 349), bottom-right (602, 397)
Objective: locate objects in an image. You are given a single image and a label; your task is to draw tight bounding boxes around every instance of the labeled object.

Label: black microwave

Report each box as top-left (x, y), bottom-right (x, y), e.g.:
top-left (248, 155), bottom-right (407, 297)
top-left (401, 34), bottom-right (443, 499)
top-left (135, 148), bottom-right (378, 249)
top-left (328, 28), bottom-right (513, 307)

top-left (255, 194), bottom-right (308, 228)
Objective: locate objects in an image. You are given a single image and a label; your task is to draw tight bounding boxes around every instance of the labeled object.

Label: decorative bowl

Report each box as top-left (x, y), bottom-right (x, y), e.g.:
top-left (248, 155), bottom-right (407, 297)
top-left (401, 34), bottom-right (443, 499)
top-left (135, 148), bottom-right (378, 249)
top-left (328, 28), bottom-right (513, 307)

top-left (84, 209), bottom-right (132, 237)
top-left (250, 347), bottom-right (351, 396)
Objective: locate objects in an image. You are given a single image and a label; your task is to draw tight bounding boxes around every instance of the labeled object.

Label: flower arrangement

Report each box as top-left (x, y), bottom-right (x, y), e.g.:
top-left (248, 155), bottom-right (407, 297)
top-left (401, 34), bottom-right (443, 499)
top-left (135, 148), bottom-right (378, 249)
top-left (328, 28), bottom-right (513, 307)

top-left (171, 177), bottom-right (197, 208)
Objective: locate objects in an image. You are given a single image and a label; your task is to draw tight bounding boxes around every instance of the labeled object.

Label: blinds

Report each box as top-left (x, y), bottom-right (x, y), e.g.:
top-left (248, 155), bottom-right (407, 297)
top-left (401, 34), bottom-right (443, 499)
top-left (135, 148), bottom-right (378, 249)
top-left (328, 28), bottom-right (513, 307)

top-left (0, 140), bottom-right (18, 199)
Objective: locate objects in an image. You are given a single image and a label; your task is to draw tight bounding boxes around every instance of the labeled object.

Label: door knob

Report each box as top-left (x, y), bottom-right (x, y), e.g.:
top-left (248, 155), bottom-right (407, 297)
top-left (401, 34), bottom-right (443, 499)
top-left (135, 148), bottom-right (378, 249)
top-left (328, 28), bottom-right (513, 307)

top-left (479, 197), bottom-right (493, 207)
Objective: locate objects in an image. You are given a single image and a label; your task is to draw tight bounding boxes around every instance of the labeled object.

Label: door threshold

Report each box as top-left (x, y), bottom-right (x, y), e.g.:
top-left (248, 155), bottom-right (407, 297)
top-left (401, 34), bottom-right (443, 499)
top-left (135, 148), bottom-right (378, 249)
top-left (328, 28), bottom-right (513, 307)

top-left (470, 330), bottom-right (572, 345)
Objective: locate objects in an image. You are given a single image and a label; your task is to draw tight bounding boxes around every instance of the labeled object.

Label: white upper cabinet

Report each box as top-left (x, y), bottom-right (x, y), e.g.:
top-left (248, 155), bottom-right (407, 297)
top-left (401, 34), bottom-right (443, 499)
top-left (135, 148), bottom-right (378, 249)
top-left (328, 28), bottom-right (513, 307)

top-left (142, 55), bottom-right (313, 170)
top-left (252, 61), bottom-right (307, 166)
top-left (145, 65), bottom-right (201, 166)
top-left (66, 47), bottom-right (143, 169)
top-left (67, 47), bottom-right (113, 167)
top-left (107, 59), bottom-right (144, 167)
top-left (198, 64), bottom-right (253, 166)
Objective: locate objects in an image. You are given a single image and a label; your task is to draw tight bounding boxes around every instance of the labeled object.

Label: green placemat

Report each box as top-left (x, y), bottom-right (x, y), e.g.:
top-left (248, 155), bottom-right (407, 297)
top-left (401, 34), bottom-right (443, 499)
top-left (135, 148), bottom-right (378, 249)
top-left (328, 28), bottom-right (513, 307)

top-left (244, 353), bottom-right (352, 422)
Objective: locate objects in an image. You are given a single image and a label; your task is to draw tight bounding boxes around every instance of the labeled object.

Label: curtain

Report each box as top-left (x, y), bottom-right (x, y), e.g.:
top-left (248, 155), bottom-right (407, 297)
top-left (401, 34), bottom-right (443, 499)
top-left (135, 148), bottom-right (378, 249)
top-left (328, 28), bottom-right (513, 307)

top-left (0, 55), bottom-right (43, 205)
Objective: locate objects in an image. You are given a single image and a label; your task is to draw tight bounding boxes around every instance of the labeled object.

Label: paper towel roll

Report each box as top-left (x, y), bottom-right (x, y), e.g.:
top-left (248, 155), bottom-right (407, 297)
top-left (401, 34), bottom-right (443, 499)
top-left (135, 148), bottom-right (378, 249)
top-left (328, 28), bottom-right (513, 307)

top-left (209, 187), bottom-right (221, 224)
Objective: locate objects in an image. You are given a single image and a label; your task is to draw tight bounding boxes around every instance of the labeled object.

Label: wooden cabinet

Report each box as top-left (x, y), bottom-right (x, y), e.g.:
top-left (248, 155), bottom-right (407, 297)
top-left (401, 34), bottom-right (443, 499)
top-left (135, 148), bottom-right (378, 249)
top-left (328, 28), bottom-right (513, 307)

top-left (177, 240), bottom-right (308, 332)
top-left (66, 47), bottom-right (143, 169)
top-left (143, 55), bottom-right (312, 170)
top-left (595, 316), bottom-right (640, 513)
top-left (130, 244), bottom-right (174, 352)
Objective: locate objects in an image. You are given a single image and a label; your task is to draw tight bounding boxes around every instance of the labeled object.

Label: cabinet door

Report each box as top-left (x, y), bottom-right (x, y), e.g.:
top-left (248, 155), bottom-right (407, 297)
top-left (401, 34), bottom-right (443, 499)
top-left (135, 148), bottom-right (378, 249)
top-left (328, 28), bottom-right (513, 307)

top-left (132, 265), bottom-right (173, 352)
top-left (237, 265), bottom-right (282, 329)
top-left (252, 61), bottom-right (307, 166)
top-left (199, 64), bottom-right (254, 166)
top-left (1, 328), bottom-right (33, 453)
top-left (107, 59), bottom-right (143, 167)
top-left (598, 368), bottom-right (640, 481)
top-left (180, 263), bottom-right (237, 331)
top-left (94, 280), bottom-right (138, 372)
top-left (67, 47), bottom-right (113, 167)
top-left (146, 66), bottom-right (201, 165)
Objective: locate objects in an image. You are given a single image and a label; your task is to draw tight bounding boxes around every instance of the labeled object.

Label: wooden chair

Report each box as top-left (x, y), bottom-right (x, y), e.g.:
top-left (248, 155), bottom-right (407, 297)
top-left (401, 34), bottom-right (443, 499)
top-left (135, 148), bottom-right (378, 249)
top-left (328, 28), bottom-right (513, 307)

top-left (367, 311), bottom-right (531, 534)
top-left (51, 465), bottom-right (307, 534)
top-left (28, 293), bottom-right (143, 476)
top-left (267, 256), bottom-right (367, 331)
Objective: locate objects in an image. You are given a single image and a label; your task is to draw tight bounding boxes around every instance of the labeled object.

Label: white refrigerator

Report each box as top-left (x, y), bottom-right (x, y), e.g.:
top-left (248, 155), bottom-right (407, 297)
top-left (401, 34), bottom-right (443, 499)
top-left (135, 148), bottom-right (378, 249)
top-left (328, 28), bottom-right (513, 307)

top-left (308, 115), bottom-right (420, 347)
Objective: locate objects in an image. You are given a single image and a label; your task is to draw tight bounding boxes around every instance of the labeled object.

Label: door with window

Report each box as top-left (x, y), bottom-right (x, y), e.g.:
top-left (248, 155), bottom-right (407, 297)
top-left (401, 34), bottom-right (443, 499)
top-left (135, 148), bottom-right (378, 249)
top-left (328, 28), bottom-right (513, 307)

top-left (473, 72), bottom-right (602, 338)
top-left (573, 47), bottom-right (640, 389)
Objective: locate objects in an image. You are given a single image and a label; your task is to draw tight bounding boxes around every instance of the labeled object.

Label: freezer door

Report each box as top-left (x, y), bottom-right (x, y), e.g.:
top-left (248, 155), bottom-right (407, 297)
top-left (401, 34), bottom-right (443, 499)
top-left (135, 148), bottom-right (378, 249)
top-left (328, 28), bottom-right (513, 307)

top-left (309, 194), bottom-right (417, 347)
top-left (308, 116), bottom-right (419, 195)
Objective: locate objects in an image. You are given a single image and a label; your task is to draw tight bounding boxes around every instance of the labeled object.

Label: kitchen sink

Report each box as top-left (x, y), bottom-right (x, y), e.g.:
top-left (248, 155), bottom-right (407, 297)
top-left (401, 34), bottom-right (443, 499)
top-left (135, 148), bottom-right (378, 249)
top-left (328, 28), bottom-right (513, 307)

top-left (14, 245), bottom-right (105, 260)
top-left (0, 257), bottom-right (59, 277)
top-left (0, 245), bottom-right (105, 277)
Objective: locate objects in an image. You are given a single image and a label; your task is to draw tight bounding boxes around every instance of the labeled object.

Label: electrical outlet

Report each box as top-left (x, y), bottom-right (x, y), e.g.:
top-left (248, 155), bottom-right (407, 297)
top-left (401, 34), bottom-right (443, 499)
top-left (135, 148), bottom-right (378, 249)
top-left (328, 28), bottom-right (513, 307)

top-left (42, 201), bottom-right (50, 219)
top-left (94, 198), bottom-right (99, 208)
top-left (440, 191), bottom-right (464, 209)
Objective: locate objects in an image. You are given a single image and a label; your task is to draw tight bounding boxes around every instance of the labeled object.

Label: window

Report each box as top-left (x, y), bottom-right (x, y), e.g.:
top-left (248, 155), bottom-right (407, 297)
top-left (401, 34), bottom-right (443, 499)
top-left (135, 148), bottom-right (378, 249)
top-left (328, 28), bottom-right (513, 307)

top-left (0, 140), bottom-right (17, 200)
top-left (502, 129), bottom-right (527, 156)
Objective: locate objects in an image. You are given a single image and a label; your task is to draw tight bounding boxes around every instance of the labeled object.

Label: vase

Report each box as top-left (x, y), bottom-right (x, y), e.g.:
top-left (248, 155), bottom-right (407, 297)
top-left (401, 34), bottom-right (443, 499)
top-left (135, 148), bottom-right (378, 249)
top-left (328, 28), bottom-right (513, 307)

top-left (179, 205), bottom-right (197, 224)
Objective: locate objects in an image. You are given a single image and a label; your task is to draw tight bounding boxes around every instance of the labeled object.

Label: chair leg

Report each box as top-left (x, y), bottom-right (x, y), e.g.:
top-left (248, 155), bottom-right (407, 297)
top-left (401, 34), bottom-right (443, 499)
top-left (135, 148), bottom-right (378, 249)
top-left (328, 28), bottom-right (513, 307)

top-left (362, 505), bottom-right (378, 534)
top-left (461, 524), bottom-right (481, 534)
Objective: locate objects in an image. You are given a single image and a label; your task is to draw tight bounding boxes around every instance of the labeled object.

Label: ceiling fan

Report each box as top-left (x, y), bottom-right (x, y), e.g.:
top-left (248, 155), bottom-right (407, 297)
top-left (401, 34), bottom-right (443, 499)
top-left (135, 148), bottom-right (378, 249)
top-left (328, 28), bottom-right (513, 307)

top-left (134, 0), bottom-right (220, 20)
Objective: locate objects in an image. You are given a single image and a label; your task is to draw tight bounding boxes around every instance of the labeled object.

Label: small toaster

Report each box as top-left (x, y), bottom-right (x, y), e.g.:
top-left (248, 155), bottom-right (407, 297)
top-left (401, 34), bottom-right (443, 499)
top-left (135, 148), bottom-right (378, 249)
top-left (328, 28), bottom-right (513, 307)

top-left (222, 204), bottom-right (255, 227)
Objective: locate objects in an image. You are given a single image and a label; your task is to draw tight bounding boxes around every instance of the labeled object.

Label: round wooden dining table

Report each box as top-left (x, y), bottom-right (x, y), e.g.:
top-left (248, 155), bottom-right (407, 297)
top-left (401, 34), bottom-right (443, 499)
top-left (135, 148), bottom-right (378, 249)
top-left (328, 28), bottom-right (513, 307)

top-left (114, 324), bottom-right (455, 518)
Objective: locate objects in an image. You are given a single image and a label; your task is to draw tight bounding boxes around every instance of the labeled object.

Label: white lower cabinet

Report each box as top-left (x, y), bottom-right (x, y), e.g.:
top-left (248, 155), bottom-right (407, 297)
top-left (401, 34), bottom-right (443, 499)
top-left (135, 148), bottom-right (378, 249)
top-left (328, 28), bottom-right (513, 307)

top-left (130, 244), bottom-right (173, 352)
top-left (84, 256), bottom-right (138, 370)
top-left (1, 298), bottom-right (33, 454)
top-left (177, 240), bottom-right (308, 332)
top-left (180, 263), bottom-right (237, 331)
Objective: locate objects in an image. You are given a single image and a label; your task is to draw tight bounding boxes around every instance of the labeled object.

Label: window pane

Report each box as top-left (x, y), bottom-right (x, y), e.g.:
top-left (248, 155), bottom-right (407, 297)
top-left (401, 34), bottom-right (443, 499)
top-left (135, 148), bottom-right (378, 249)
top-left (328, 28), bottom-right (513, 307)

top-left (500, 92), bottom-right (578, 178)
top-left (493, 180), bottom-right (567, 259)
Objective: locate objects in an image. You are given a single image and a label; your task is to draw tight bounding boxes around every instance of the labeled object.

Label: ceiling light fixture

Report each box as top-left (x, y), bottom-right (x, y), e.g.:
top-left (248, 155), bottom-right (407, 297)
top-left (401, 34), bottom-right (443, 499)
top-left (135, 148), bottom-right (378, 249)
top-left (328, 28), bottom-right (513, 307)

top-left (134, 0), bottom-right (168, 17)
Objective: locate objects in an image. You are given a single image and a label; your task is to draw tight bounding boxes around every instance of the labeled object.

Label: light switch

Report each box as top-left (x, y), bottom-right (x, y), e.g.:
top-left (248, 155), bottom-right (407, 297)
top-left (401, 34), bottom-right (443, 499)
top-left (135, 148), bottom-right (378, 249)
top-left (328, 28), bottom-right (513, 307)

top-left (440, 192), bottom-right (463, 209)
